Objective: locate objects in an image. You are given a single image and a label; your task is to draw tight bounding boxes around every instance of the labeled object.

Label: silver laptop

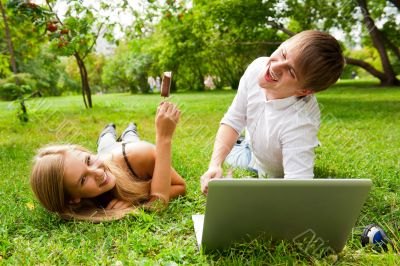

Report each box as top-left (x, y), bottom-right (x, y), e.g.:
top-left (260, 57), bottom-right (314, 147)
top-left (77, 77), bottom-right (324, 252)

top-left (192, 178), bottom-right (372, 253)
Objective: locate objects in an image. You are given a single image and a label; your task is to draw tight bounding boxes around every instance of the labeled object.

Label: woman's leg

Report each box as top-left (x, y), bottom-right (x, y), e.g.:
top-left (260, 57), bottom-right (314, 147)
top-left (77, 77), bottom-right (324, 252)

top-left (97, 123), bottom-right (117, 153)
top-left (120, 123), bottom-right (140, 143)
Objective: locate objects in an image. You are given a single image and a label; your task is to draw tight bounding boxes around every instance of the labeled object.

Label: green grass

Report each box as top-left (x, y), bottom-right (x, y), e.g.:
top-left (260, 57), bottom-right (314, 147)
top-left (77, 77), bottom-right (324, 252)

top-left (1, 82), bottom-right (400, 265)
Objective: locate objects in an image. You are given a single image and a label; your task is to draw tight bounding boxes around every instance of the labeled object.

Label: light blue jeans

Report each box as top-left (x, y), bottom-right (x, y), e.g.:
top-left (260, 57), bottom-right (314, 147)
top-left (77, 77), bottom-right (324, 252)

top-left (225, 140), bottom-right (258, 173)
top-left (97, 126), bottom-right (140, 154)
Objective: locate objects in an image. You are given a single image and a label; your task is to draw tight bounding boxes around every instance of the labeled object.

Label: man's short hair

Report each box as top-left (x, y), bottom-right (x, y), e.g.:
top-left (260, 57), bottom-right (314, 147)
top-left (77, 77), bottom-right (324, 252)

top-left (289, 30), bottom-right (345, 92)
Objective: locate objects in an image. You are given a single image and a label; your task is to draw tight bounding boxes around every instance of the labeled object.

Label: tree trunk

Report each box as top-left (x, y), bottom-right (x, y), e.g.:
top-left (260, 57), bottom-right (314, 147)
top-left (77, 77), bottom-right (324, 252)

top-left (81, 58), bottom-right (92, 108)
top-left (74, 53), bottom-right (92, 108)
top-left (381, 34), bottom-right (400, 62)
top-left (266, 20), bottom-right (295, 37)
top-left (344, 57), bottom-right (387, 80)
top-left (74, 53), bottom-right (88, 108)
top-left (19, 100), bottom-right (28, 122)
top-left (357, 0), bottom-right (400, 86)
top-left (0, 1), bottom-right (17, 78)
top-left (1, 1), bottom-right (29, 121)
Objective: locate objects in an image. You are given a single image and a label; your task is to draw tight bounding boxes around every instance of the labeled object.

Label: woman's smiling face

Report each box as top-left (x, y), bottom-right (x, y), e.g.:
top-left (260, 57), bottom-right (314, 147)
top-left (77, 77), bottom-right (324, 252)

top-left (62, 150), bottom-right (116, 203)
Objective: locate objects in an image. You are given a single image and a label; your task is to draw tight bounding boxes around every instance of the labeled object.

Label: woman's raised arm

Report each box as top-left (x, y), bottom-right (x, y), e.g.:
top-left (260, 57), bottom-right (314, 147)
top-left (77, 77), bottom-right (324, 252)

top-left (149, 102), bottom-right (181, 204)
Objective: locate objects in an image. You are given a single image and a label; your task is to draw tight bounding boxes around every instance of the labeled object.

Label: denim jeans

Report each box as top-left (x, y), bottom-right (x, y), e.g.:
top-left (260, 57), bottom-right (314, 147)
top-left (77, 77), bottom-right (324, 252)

top-left (225, 140), bottom-right (258, 173)
top-left (97, 127), bottom-right (140, 154)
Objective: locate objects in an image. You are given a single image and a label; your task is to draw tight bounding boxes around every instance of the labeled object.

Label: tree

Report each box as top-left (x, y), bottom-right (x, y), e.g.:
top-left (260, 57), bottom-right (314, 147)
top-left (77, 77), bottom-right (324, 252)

top-left (101, 40), bottom-right (153, 93)
top-left (130, 0), bottom-right (206, 91)
top-left (43, 0), bottom-right (98, 108)
top-left (1, 1), bottom-right (65, 97)
top-left (20, 47), bottom-right (63, 96)
top-left (0, 0), bottom-right (28, 121)
top-left (355, 0), bottom-right (399, 85)
top-left (131, 0), bottom-right (283, 90)
top-left (101, 44), bottom-right (139, 93)
top-left (191, 0), bottom-right (282, 89)
top-left (0, 0), bottom-right (17, 77)
top-left (13, 0), bottom-right (122, 108)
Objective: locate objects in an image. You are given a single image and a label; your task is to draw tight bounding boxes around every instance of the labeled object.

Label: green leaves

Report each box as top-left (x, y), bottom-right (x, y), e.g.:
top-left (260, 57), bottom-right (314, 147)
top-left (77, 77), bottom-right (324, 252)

top-left (0, 73), bottom-right (34, 101)
top-left (123, 0), bottom-right (284, 90)
top-left (0, 82), bottom-right (20, 101)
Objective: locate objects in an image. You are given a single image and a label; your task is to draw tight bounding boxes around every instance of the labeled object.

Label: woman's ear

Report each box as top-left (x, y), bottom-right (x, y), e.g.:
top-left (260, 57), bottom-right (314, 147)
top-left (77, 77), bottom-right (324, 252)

top-left (69, 198), bottom-right (81, 204)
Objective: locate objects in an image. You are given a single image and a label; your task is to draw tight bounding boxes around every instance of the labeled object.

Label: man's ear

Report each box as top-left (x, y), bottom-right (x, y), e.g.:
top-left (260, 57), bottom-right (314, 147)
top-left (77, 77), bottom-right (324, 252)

top-left (296, 88), bottom-right (314, 96)
top-left (69, 198), bottom-right (81, 204)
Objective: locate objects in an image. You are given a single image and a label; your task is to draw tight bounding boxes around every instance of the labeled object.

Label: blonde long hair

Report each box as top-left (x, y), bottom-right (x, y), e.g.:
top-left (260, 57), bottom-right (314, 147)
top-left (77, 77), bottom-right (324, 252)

top-left (30, 144), bottom-right (151, 222)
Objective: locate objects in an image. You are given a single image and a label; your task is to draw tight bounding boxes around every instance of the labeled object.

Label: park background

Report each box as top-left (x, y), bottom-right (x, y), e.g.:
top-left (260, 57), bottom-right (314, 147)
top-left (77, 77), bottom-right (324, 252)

top-left (0, 0), bottom-right (399, 264)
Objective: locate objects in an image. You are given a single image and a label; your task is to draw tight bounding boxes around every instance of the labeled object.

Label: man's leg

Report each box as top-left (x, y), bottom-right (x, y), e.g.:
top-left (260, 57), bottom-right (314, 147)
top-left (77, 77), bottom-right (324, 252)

top-left (120, 123), bottom-right (140, 143)
top-left (225, 139), bottom-right (257, 173)
top-left (97, 123), bottom-right (117, 154)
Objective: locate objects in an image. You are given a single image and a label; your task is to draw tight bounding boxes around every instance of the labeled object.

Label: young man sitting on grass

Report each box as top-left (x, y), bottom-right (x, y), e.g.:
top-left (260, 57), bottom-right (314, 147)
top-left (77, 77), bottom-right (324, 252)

top-left (200, 30), bottom-right (345, 194)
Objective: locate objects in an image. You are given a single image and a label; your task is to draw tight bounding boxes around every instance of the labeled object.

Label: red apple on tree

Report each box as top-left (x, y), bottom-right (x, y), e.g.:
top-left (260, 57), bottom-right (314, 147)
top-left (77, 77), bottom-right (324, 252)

top-left (27, 3), bottom-right (39, 9)
top-left (47, 23), bottom-right (57, 32)
top-left (60, 29), bottom-right (69, 34)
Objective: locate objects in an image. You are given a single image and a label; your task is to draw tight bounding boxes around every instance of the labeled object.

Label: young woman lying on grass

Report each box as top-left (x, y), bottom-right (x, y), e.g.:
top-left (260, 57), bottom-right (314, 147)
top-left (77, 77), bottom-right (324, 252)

top-left (30, 102), bottom-right (186, 222)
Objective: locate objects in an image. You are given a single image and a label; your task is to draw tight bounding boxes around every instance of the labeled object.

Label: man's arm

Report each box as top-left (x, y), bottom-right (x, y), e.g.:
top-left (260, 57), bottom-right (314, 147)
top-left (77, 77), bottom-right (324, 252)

top-left (200, 58), bottom-right (264, 194)
top-left (200, 124), bottom-right (238, 194)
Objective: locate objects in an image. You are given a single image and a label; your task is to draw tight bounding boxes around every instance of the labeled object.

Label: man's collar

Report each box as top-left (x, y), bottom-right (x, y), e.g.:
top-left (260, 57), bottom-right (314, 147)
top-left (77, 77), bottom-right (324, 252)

top-left (264, 95), bottom-right (299, 109)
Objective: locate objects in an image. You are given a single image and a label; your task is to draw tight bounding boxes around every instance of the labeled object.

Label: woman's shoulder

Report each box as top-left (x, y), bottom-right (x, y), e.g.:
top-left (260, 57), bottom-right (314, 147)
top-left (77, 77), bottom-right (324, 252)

top-left (127, 141), bottom-right (154, 154)
top-left (111, 141), bottom-right (154, 160)
top-left (110, 140), bottom-right (152, 154)
top-left (111, 141), bottom-right (155, 178)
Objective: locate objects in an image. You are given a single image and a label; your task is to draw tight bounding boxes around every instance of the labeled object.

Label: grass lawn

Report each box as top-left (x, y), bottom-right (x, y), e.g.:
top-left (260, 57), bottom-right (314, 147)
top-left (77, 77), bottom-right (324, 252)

top-left (0, 81), bottom-right (399, 265)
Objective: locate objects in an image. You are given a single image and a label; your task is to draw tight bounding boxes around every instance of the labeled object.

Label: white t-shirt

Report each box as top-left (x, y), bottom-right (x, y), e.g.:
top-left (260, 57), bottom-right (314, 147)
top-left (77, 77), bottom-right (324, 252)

top-left (221, 57), bottom-right (320, 179)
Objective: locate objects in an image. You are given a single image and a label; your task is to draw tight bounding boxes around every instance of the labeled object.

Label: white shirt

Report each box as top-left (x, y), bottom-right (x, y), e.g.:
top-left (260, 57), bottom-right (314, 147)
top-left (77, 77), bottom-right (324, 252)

top-left (220, 57), bottom-right (320, 179)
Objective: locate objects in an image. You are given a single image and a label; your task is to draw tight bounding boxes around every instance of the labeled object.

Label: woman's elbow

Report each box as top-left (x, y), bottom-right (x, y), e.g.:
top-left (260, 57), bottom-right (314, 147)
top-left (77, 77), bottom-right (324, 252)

top-left (149, 194), bottom-right (170, 209)
top-left (179, 183), bottom-right (186, 196)
top-left (178, 180), bottom-right (186, 196)
top-left (170, 183), bottom-right (186, 199)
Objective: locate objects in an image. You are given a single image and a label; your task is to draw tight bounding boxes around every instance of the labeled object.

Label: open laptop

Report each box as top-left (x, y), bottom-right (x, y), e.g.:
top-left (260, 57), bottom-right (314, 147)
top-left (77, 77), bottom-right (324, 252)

top-left (192, 178), bottom-right (372, 253)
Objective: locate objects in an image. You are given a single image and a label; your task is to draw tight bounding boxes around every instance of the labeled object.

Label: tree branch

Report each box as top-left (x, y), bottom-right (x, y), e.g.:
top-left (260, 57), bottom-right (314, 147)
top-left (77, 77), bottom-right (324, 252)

top-left (45, 0), bottom-right (63, 25)
top-left (0, 2), bottom-right (17, 74)
top-left (82, 23), bottom-right (104, 60)
top-left (0, 1), bottom-right (19, 85)
top-left (344, 57), bottom-right (386, 80)
top-left (234, 41), bottom-right (282, 46)
top-left (266, 20), bottom-right (295, 37)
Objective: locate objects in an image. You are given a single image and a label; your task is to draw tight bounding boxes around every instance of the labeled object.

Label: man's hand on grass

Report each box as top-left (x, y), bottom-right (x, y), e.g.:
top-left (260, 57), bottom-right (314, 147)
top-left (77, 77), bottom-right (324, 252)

top-left (200, 166), bottom-right (223, 195)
